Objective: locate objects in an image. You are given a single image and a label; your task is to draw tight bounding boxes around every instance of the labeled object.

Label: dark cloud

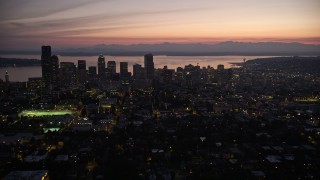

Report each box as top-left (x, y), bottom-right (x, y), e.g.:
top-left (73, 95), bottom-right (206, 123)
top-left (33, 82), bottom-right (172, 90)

top-left (0, 7), bottom-right (206, 38)
top-left (0, 0), bottom-right (106, 21)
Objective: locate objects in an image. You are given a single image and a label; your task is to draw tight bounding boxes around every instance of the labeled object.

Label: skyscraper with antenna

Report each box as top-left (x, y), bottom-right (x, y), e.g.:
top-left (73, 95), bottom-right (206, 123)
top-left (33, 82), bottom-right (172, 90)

top-left (98, 54), bottom-right (106, 79)
top-left (5, 71), bottom-right (9, 83)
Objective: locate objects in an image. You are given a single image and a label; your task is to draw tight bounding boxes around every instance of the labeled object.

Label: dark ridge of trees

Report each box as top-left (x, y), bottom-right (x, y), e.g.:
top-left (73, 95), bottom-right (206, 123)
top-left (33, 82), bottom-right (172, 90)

top-left (0, 57), bottom-right (41, 67)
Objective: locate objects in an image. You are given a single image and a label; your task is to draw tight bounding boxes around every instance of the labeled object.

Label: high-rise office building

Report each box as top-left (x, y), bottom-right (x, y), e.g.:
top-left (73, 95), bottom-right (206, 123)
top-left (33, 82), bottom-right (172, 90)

top-left (217, 64), bottom-right (224, 71)
top-left (60, 62), bottom-right (77, 87)
top-left (120, 62), bottom-right (128, 77)
top-left (41, 46), bottom-right (59, 89)
top-left (106, 61), bottom-right (116, 80)
top-left (97, 55), bottom-right (105, 79)
top-left (41, 46), bottom-right (51, 87)
top-left (144, 54), bottom-right (154, 80)
top-left (107, 61), bottom-right (116, 74)
top-left (28, 77), bottom-right (44, 91)
top-left (120, 62), bottom-right (131, 81)
top-left (50, 55), bottom-right (59, 87)
top-left (88, 66), bottom-right (97, 76)
top-left (78, 60), bottom-right (86, 70)
top-left (161, 66), bottom-right (174, 83)
top-left (78, 60), bottom-right (87, 84)
top-left (133, 64), bottom-right (144, 80)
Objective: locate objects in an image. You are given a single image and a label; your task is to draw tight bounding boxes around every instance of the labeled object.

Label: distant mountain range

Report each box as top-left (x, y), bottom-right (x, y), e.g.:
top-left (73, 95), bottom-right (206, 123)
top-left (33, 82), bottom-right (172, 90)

top-left (57, 41), bottom-right (320, 56)
top-left (2, 41), bottom-right (320, 56)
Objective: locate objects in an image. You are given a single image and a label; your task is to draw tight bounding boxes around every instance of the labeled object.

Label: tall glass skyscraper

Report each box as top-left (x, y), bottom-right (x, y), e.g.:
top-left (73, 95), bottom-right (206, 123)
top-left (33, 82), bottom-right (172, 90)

top-left (41, 46), bottom-right (59, 89)
top-left (41, 46), bottom-right (51, 87)
top-left (144, 54), bottom-right (154, 80)
top-left (97, 54), bottom-right (105, 79)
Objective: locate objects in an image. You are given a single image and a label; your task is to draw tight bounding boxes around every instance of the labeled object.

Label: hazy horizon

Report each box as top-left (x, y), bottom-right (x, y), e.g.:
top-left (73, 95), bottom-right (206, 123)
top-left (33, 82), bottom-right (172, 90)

top-left (1, 41), bottom-right (319, 57)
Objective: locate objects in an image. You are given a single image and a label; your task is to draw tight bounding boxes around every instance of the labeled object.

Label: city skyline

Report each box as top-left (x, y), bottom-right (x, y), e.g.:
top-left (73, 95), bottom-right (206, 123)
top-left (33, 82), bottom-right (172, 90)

top-left (0, 0), bottom-right (320, 51)
top-left (1, 1), bottom-right (320, 178)
top-left (1, 51), bottom-right (319, 179)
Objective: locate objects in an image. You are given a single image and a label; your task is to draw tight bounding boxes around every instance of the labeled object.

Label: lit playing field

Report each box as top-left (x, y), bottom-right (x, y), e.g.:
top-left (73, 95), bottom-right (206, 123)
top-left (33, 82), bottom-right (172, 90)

top-left (18, 110), bottom-right (73, 117)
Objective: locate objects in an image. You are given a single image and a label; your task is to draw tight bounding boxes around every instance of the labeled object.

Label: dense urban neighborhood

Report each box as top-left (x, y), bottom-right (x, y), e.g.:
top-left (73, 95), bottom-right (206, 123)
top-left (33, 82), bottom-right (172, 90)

top-left (0, 47), bottom-right (320, 179)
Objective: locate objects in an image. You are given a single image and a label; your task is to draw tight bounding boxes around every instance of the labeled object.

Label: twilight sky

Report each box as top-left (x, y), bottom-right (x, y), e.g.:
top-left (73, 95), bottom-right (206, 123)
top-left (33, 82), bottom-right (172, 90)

top-left (0, 0), bottom-right (319, 50)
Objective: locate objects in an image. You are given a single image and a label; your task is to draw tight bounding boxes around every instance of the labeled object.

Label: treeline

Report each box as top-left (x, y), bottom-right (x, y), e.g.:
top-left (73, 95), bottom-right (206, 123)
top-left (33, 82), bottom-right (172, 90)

top-left (247, 56), bottom-right (320, 74)
top-left (0, 57), bottom-right (41, 67)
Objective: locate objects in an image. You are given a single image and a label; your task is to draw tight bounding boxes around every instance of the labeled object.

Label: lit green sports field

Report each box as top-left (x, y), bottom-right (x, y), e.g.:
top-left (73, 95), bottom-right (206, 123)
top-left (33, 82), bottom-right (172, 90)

top-left (19, 110), bottom-right (73, 117)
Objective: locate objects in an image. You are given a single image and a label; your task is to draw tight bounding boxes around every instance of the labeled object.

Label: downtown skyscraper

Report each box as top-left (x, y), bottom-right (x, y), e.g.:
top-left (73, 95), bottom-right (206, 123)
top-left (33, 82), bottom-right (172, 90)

top-left (41, 46), bottom-right (59, 89)
top-left (106, 61), bottom-right (116, 80)
top-left (120, 62), bottom-right (128, 77)
top-left (144, 54), bottom-right (154, 80)
top-left (98, 54), bottom-right (106, 79)
top-left (133, 64), bottom-right (144, 80)
top-left (77, 60), bottom-right (87, 84)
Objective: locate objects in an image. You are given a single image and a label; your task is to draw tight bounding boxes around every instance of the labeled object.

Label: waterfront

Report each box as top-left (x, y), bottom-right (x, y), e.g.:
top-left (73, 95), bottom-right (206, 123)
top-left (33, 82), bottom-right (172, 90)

top-left (0, 55), bottom-right (271, 82)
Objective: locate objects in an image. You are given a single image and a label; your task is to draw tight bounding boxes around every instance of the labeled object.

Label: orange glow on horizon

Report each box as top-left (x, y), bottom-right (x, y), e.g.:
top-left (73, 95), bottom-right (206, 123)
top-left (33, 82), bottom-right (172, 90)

top-left (1, 0), bottom-right (319, 49)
